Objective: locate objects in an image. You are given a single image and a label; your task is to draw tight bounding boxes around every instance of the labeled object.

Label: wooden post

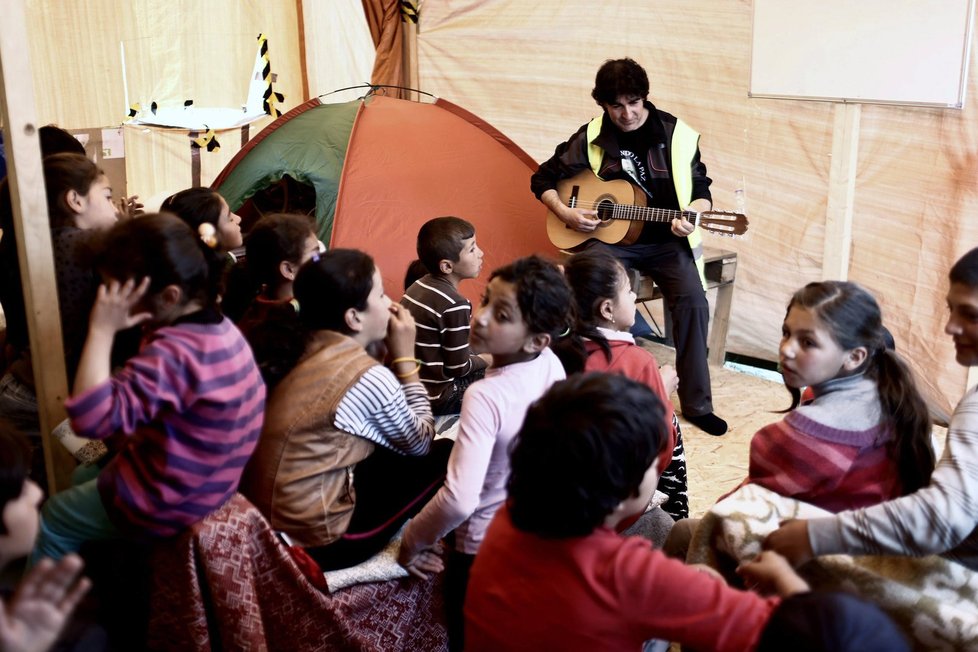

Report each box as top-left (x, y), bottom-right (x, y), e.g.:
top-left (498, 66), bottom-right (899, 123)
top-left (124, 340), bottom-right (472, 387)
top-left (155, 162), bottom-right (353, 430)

top-left (0, 0), bottom-right (75, 492)
top-left (822, 102), bottom-right (861, 280)
top-left (295, 0), bottom-right (310, 101)
top-left (401, 1), bottom-right (420, 101)
top-left (707, 254), bottom-right (738, 367)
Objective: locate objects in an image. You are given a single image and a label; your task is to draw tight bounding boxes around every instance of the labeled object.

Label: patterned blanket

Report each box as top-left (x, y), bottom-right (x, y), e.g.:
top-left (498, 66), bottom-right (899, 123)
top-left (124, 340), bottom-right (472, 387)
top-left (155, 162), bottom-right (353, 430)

top-left (148, 493), bottom-right (447, 651)
top-left (687, 485), bottom-right (978, 652)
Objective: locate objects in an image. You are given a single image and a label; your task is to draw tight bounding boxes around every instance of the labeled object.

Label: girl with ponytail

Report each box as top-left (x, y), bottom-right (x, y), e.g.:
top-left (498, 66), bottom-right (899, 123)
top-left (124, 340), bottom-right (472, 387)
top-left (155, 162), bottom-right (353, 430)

top-left (399, 255), bottom-right (571, 651)
top-left (730, 280), bottom-right (935, 511)
top-left (555, 249), bottom-right (689, 521)
top-left (767, 247), bottom-right (978, 570)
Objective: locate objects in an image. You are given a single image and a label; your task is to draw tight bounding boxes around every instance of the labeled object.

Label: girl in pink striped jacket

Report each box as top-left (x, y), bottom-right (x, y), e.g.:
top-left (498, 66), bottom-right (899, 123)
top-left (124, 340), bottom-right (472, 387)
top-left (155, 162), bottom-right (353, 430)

top-left (32, 213), bottom-right (266, 563)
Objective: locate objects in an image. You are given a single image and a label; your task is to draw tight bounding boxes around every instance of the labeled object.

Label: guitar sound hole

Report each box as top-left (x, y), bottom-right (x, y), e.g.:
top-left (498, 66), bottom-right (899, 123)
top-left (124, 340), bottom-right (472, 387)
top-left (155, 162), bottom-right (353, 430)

top-left (596, 199), bottom-right (615, 223)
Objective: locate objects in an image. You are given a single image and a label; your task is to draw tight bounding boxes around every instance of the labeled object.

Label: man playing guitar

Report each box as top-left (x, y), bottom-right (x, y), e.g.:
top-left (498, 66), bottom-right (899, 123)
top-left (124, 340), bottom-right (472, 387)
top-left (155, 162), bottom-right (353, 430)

top-left (531, 57), bottom-right (727, 436)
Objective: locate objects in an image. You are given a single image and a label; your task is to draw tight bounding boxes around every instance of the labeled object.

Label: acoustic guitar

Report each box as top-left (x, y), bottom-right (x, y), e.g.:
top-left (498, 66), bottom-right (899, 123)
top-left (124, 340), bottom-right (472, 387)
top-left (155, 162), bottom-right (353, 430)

top-left (546, 170), bottom-right (749, 250)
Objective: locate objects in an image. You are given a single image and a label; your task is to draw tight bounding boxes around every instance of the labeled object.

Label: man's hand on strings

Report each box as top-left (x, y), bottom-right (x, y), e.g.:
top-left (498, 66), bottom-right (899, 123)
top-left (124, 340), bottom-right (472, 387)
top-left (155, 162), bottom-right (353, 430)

top-left (559, 205), bottom-right (601, 233)
top-left (671, 218), bottom-right (695, 237)
top-left (542, 188), bottom-right (600, 233)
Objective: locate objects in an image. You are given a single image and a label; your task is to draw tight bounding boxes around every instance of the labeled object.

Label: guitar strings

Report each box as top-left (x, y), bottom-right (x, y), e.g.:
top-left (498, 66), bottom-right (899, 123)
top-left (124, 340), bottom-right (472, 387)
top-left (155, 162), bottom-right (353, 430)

top-left (569, 199), bottom-right (744, 221)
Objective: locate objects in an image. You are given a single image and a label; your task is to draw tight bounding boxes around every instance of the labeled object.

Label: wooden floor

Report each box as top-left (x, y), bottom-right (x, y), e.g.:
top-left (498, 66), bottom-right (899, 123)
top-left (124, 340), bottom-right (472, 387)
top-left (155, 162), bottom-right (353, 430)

top-left (637, 340), bottom-right (785, 517)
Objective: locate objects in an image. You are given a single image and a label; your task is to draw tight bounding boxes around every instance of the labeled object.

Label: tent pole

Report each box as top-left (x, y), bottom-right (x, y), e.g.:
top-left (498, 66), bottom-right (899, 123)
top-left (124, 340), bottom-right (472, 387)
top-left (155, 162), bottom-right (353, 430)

top-left (0, 0), bottom-right (74, 492)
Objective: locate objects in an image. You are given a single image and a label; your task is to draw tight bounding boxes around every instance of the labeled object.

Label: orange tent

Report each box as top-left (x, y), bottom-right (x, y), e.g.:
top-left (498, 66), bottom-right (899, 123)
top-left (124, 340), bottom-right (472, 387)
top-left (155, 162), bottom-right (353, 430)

top-left (215, 93), bottom-right (558, 305)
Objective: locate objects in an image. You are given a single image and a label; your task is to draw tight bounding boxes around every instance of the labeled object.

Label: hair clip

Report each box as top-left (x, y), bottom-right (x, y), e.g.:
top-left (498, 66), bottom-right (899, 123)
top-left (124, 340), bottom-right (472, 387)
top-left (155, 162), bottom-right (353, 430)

top-left (198, 223), bottom-right (219, 249)
top-left (559, 326), bottom-right (571, 337)
top-left (309, 240), bottom-right (327, 265)
top-left (289, 298), bottom-right (300, 314)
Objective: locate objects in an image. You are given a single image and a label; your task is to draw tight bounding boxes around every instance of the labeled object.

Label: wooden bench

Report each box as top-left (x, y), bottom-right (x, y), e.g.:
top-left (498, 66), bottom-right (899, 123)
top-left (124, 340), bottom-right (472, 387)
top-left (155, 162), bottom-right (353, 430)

top-left (629, 248), bottom-right (738, 366)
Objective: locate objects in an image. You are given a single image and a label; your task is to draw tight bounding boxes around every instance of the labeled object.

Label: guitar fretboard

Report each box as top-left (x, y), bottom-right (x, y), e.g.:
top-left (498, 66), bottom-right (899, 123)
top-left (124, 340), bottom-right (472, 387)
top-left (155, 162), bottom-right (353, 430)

top-left (568, 198), bottom-right (700, 225)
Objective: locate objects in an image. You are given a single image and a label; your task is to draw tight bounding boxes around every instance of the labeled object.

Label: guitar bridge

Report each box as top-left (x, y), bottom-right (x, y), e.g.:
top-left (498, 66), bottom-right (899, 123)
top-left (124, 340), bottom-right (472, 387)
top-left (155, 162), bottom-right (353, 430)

top-left (568, 185), bottom-right (580, 209)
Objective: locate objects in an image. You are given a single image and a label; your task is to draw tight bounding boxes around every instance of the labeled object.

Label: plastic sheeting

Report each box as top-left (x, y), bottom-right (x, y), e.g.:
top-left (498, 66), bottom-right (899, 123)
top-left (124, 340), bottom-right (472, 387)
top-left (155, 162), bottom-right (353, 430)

top-left (17, 0), bottom-right (978, 407)
top-left (414, 0), bottom-right (978, 410)
top-left (24, 0), bottom-right (306, 205)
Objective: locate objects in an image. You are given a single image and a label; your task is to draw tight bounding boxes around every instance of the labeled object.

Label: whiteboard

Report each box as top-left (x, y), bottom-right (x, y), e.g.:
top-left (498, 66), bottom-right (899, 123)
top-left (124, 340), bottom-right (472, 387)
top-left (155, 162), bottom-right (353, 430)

top-left (750, 0), bottom-right (976, 108)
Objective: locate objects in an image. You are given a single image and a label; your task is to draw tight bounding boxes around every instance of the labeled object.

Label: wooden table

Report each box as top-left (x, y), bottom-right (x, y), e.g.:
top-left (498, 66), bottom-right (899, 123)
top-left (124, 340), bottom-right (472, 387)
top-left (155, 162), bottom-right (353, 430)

top-left (630, 248), bottom-right (738, 366)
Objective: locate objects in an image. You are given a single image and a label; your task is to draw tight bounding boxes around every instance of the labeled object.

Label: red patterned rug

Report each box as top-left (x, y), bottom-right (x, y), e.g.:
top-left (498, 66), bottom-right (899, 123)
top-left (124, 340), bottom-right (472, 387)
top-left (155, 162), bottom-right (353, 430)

top-left (148, 493), bottom-right (448, 651)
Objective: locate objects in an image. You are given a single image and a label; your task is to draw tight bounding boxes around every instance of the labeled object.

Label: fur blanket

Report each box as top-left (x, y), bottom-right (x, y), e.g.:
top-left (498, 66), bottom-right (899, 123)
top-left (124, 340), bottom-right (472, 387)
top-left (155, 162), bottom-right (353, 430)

top-left (687, 484), bottom-right (978, 652)
top-left (148, 493), bottom-right (447, 651)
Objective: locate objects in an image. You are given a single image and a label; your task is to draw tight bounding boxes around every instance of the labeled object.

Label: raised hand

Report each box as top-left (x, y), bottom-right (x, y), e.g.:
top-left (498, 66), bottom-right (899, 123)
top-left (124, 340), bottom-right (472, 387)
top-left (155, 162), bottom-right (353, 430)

top-left (89, 277), bottom-right (153, 336)
top-left (0, 555), bottom-right (91, 652)
top-left (116, 195), bottom-right (144, 220)
top-left (386, 303), bottom-right (417, 361)
top-left (75, 277), bottom-right (153, 393)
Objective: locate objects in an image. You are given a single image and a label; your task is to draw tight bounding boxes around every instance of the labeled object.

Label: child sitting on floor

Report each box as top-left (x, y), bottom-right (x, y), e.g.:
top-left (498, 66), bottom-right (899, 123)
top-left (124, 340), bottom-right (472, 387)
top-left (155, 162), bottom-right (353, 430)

top-left (0, 152), bottom-right (120, 484)
top-left (666, 281), bottom-right (936, 561)
top-left (241, 248), bottom-right (451, 571)
top-left (0, 131), bottom-right (89, 439)
top-left (558, 248), bottom-right (689, 520)
top-left (730, 280), bottom-right (934, 512)
top-left (400, 216), bottom-right (489, 415)
top-left (234, 213), bottom-right (321, 322)
top-left (227, 213), bottom-right (322, 385)
top-left (465, 372), bottom-right (910, 652)
top-left (160, 187), bottom-right (244, 313)
top-left (2, 153), bottom-right (119, 400)
top-left (767, 246), bottom-right (978, 570)
top-left (160, 187), bottom-right (243, 253)
top-left (399, 255), bottom-right (572, 651)
top-left (0, 424), bottom-right (90, 652)
top-left (31, 214), bottom-right (266, 562)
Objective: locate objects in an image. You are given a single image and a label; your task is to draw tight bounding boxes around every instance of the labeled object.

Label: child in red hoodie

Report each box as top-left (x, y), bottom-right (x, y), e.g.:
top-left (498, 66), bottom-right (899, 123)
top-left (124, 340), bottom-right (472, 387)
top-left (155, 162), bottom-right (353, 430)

top-left (465, 373), bottom-right (909, 652)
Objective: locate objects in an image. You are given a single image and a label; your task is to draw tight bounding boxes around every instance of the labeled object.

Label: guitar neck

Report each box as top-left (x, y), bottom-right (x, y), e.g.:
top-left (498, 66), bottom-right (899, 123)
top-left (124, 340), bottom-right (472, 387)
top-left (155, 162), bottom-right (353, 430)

top-left (554, 173), bottom-right (748, 243)
top-left (608, 204), bottom-right (698, 225)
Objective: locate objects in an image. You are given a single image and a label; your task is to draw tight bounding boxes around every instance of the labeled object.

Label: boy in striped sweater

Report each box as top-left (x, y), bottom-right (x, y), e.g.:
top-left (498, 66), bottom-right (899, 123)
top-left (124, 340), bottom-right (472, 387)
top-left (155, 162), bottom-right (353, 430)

top-left (401, 217), bottom-right (489, 415)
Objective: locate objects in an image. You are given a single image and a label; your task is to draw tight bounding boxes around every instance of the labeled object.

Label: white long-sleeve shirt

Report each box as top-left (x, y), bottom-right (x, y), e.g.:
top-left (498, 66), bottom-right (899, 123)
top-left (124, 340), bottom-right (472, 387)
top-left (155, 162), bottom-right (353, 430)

top-left (335, 366), bottom-right (434, 456)
top-left (809, 386), bottom-right (978, 569)
top-left (401, 348), bottom-right (566, 555)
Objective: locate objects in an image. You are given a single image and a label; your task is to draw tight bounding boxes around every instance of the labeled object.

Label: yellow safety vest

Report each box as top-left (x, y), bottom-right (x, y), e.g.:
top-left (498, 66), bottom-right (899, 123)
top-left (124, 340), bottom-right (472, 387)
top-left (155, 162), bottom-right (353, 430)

top-left (585, 115), bottom-right (707, 290)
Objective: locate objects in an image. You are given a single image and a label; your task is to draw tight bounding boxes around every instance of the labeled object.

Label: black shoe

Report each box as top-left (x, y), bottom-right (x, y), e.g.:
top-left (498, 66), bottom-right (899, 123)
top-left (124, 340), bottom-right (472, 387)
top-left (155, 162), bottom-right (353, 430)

top-left (686, 412), bottom-right (728, 436)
